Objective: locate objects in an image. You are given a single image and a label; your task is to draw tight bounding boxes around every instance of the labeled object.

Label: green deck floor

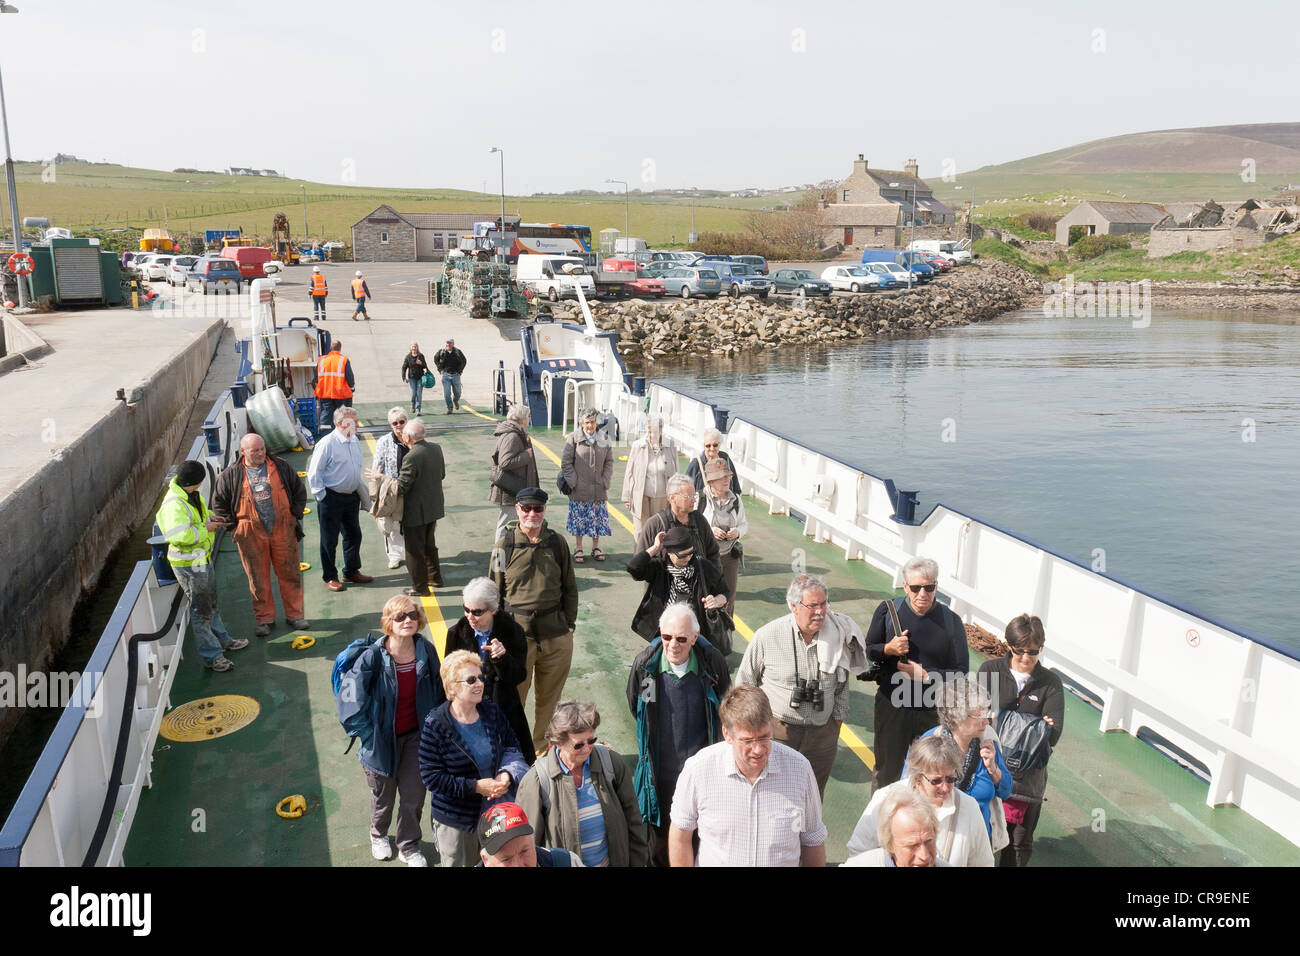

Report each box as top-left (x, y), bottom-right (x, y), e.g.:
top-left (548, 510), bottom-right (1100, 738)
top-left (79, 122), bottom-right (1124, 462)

top-left (125, 403), bottom-right (1300, 866)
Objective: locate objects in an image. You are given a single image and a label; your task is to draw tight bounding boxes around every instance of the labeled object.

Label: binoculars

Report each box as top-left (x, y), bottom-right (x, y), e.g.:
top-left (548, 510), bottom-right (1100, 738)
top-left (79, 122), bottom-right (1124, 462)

top-left (790, 677), bottom-right (825, 709)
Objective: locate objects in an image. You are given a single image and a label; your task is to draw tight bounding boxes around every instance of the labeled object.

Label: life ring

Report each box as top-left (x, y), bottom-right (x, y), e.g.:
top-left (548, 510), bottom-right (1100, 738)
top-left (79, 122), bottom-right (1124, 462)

top-left (276, 794), bottom-right (308, 819)
top-left (7, 252), bottom-right (33, 276)
top-left (290, 635), bottom-right (315, 651)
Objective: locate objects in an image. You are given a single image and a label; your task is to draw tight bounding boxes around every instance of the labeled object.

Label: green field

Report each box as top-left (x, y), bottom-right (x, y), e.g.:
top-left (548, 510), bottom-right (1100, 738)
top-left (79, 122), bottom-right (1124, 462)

top-left (10, 162), bottom-right (762, 247)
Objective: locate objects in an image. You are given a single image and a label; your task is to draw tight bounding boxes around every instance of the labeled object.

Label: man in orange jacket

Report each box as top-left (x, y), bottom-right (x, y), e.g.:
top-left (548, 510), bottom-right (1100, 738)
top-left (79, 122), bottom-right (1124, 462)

top-left (315, 340), bottom-right (355, 436)
top-left (351, 270), bottom-right (371, 321)
top-left (309, 266), bottom-right (328, 321)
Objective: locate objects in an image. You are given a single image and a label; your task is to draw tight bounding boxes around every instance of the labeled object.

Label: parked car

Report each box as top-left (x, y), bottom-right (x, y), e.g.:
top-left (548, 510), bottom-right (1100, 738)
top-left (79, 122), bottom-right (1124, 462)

top-left (918, 251), bottom-right (953, 271)
top-left (142, 254), bottom-right (174, 281)
top-left (770, 269), bottom-right (833, 297)
top-left (711, 261), bottom-right (771, 298)
top-left (631, 270), bottom-right (666, 297)
top-left (859, 262), bottom-right (903, 289)
top-left (898, 252), bottom-right (935, 283)
top-left (732, 254), bottom-right (769, 275)
top-left (185, 257), bottom-right (243, 294)
top-left (166, 255), bottom-right (200, 286)
top-left (820, 265), bottom-right (881, 292)
top-left (131, 253), bottom-right (158, 274)
top-left (644, 260), bottom-right (681, 278)
top-left (222, 245), bottom-right (273, 283)
top-left (659, 266), bottom-right (722, 299)
top-left (694, 254), bottom-right (734, 265)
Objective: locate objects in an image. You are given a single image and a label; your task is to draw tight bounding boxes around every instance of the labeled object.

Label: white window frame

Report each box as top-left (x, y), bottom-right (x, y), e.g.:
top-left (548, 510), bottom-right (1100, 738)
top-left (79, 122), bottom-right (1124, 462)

top-left (380, 231), bottom-right (390, 244)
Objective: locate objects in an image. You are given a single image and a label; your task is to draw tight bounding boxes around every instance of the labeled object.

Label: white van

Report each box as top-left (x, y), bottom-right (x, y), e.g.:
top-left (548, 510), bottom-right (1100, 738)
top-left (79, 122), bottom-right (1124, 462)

top-left (907, 238), bottom-right (972, 264)
top-left (614, 237), bottom-right (648, 255)
top-left (516, 255), bottom-right (597, 301)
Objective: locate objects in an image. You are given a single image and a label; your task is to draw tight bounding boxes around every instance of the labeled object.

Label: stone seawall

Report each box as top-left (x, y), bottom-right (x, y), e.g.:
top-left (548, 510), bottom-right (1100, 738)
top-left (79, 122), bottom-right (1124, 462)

top-left (0, 316), bottom-right (226, 744)
top-left (563, 261), bottom-right (1039, 362)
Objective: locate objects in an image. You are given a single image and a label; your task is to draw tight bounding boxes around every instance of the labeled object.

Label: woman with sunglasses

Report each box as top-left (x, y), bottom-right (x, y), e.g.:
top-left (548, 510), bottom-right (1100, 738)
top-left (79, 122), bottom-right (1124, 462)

top-left (864, 556), bottom-right (971, 790)
top-left (418, 650), bottom-right (529, 866)
top-left (442, 577), bottom-right (533, 766)
top-left (683, 427), bottom-right (741, 508)
top-left (366, 407), bottom-right (409, 570)
top-left (977, 614), bottom-right (1064, 866)
top-left (337, 594), bottom-right (446, 866)
top-left (845, 734), bottom-right (994, 866)
top-left (516, 701), bottom-right (648, 867)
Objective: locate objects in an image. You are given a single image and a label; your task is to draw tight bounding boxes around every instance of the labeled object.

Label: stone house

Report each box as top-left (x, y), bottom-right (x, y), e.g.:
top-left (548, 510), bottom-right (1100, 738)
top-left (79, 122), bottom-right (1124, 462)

top-left (1053, 201), bottom-right (1171, 245)
top-left (351, 206), bottom-right (520, 262)
top-left (822, 154), bottom-right (954, 249)
top-left (1147, 201), bottom-right (1294, 258)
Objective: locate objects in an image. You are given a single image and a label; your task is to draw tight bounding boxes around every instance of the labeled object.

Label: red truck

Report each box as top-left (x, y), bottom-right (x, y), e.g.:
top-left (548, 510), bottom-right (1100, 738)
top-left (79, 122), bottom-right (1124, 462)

top-left (224, 245), bottom-right (272, 282)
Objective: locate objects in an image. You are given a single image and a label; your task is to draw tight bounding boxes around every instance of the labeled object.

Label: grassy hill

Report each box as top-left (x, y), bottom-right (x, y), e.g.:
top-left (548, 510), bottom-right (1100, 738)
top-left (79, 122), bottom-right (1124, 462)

top-left (11, 161), bottom-right (762, 247)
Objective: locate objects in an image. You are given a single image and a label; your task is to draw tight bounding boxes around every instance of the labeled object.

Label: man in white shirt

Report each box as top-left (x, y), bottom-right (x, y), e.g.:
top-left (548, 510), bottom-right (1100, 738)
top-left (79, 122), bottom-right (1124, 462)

top-left (306, 406), bottom-right (373, 592)
top-left (668, 685), bottom-right (827, 867)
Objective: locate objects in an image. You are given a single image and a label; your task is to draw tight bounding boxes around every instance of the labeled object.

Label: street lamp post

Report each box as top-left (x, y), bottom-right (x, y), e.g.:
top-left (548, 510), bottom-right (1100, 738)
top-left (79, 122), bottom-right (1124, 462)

top-left (300, 183), bottom-right (308, 241)
top-left (1, 2), bottom-right (26, 310)
top-left (606, 178), bottom-right (628, 247)
top-left (488, 147), bottom-right (506, 260)
top-left (889, 180), bottom-right (917, 288)
top-left (954, 184), bottom-right (975, 246)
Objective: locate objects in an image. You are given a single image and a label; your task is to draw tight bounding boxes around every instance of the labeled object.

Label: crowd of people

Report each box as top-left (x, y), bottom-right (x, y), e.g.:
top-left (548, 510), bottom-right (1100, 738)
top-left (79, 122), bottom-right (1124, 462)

top-left (155, 411), bottom-right (1063, 867)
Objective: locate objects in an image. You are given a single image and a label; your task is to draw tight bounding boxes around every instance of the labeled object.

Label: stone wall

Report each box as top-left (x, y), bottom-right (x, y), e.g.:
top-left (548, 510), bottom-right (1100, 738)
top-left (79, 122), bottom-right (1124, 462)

top-left (352, 219), bottom-right (416, 262)
top-left (1148, 227), bottom-right (1234, 258)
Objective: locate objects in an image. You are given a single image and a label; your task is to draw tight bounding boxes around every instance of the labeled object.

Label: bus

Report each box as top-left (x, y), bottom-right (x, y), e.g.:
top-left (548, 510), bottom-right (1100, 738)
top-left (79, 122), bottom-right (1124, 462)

top-left (486, 222), bottom-right (592, 258)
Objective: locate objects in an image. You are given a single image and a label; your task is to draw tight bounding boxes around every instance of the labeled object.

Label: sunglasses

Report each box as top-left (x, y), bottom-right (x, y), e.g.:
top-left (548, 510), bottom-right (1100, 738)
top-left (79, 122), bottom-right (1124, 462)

top-left (394, 610), bottom-right (422, 623)
top-left (517, 504), bottom-right (545, 513)
top-left (1011, 647), bottom-right (1041, 657)
top-left (924, 775), bottom-right (958, 787)
top-left (906, 583), bottom-right (937, 594)
top-left (392, 419), bottom-right (407, 426)
top-left (464, 607), bottom-right (489, 616)
top-left (457, 675), bottom-right (484, 685)
top-left (704, 443), bottom-right (720, 448)
top-left (569, 737), bottom-right (598, 751)
top-left (662, 634), bottom-right (692, 645)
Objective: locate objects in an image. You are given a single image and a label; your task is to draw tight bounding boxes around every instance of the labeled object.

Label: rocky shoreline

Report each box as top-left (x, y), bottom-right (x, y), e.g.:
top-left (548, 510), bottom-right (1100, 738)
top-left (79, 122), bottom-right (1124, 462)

top-left (551, 261), bottom-right (1041, 362)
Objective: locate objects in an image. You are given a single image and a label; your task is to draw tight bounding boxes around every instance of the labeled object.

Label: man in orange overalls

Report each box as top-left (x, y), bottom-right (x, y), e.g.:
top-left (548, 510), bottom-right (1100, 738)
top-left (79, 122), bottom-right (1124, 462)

top-left (212, 433), bottom-right (310, 637)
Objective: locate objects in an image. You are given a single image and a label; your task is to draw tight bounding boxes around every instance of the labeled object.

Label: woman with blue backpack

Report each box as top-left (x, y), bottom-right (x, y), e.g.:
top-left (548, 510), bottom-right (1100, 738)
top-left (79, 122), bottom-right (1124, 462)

top-left (335, 594), bottom-right (446, 867)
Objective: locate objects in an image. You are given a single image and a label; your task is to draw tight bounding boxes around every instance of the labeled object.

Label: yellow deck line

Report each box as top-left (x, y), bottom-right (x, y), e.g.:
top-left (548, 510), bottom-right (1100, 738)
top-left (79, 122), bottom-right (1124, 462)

top-left (423, 407), bottom-right (874, 770)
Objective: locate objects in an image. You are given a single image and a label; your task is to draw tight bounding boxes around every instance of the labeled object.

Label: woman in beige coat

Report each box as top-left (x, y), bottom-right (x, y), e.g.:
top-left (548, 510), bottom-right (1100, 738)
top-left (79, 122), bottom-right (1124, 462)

top-left (621, 416), bottom-right (679, 539)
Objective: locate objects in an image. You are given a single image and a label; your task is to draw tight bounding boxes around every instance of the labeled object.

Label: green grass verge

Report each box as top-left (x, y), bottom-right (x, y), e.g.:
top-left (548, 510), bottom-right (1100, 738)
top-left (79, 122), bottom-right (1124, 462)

top-left (973, 237), bottom-right (1053, 277)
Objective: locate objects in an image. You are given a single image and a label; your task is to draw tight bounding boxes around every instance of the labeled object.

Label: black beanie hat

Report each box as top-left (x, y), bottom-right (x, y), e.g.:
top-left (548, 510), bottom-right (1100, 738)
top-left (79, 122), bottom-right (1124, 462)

top-left (176, 461), bottom-right (206, 487)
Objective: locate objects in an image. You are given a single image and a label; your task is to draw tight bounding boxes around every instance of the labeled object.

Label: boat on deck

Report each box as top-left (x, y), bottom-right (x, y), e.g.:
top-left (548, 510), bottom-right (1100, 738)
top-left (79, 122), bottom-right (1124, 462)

top-left (3, 283), bottom-right (1299, 867)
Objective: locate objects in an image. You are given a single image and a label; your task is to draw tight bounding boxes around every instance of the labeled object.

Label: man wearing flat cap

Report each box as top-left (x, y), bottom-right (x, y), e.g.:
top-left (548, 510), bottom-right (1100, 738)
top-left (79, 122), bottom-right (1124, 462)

top-left (476, 802), bottom-right (583, 867)
top-left (490, 487), bottom-right (578, 757)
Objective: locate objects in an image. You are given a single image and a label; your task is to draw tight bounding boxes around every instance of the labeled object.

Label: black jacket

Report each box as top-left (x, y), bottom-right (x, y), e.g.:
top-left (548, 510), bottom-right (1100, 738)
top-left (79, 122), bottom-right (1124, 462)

top-left (444, 614), bottom-right (534, 765)
top-left (626, 548), bottom-right (731, 642)
top-left (434, 347), bottom-right (467, 375)
top-left (401, 352), bottom-right (428, 383)
top-left (977, 656), bottom-right (1064, 803)
top-left (210, 455), bottom-right (308, 539)
top-left (634, 507), bottom-right (723, 583)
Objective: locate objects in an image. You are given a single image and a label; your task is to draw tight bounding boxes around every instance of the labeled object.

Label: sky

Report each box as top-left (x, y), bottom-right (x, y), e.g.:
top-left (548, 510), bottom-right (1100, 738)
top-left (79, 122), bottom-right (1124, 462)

top-left (11, 0), bottom-right (1299, 193)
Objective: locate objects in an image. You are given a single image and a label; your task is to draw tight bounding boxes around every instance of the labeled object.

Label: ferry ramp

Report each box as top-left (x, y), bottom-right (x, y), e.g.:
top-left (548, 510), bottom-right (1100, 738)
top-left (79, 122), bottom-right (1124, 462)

top-left (123, 404), bottom-right (1300, 866)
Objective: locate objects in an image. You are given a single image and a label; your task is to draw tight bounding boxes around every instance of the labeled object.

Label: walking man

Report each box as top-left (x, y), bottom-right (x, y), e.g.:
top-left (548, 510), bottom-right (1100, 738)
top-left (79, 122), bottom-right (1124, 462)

top-left (306, 407), bottom-right (374, 592)
top-left (489, 487), bottom-right (578, 757)
top-left (397, 420), bottom-right (446, 595)
top-left (434, 337), bottom-right (467, 413)
top-left (155, 460), bottom-right (250, 672)
top-left (351, 270), bottom-right (371, 321)
top-left (314, 341), bottom-right (354, 437)
top-left (309, 266), bottom-right (328, 321)
top-left (212, 433), bottom-right (310, 637)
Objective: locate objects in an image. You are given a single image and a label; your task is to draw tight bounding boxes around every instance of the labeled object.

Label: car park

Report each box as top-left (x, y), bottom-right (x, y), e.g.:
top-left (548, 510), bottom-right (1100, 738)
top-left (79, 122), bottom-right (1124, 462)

top-left (166, 255), bottom-right (200, 286)
top-left (820, 264), bottom-right (880, 292)
top-left (185, 257), bottom-right (243, 294)
top-left (631, 269), bottom-right (666, 297)
top-left (770, 268), bottom-right (833, 297)
top-left (712, 261), bottom-right (771, 298)
top-left (658, 266), bottom-right (722, 299)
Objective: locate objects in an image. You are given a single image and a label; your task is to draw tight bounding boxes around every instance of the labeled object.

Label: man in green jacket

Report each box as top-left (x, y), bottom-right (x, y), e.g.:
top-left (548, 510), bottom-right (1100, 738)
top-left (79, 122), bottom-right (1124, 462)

top-left (397, 420), bottom-right (446, 595)
top-left (490, 487), bottom-right (578, 757)
top-left (155, 460), bottom-right (249, 672)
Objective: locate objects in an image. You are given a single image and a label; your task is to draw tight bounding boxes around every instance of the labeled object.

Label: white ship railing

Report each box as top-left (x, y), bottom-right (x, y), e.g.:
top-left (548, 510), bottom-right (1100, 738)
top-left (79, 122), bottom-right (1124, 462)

top-left (0, 387), bottom-right (247, 866)
top-left (638, 381), bottom-right (1300, 849)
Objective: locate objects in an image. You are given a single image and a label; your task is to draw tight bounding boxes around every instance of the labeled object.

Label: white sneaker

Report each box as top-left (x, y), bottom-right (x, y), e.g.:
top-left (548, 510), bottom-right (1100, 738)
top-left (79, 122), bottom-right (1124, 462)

top-left (370, 836), bottom-right (393, 861)
top-left (398, 848), bottom-right (427, 867)
top-left (387, 558), bottom-right (401, 569)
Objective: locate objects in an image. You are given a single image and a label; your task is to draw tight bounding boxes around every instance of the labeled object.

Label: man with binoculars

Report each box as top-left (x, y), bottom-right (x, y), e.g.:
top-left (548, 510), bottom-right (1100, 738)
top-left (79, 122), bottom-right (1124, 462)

top-left (735, 573), bottom-right (867, 796)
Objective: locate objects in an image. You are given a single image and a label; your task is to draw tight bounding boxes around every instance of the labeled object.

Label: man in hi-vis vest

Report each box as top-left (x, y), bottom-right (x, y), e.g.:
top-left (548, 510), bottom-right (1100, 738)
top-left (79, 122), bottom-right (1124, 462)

top-left (309, 266), bottom-right (328, 321)
top-left (155, 460), bottom-right (250, 672)
top-left (351, 270), bottom-right (371, 321)
top-left (315, 340), bottom-right (355, 436)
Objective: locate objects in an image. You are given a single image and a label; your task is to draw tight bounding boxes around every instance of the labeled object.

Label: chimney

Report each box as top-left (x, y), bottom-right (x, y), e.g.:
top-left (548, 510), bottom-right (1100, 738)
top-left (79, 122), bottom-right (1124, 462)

top-left (904, 158), bottom-right (919, 180)
top-left (853, 154), bottom-right (868, 175)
